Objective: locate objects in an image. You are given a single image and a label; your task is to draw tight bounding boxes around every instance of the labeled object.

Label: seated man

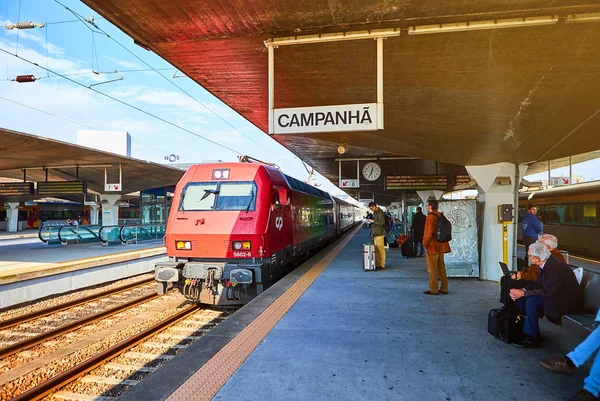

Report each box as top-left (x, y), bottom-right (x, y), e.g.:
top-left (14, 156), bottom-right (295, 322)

top-left (538, 308), bottom-right (600, 401)
top-left (500, 234), bottom-right (564, 306)
top-left (541, 234), bottom-right (567, 263)
top-left (509, 242), bottom-right (583, 348)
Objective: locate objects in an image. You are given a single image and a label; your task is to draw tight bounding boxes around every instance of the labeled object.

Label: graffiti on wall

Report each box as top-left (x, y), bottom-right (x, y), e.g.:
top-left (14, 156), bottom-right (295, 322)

top-left (439, 200), bottom-right (479, 277)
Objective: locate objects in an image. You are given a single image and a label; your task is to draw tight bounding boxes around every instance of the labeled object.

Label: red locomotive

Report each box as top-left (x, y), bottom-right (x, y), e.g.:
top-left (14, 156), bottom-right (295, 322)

top-left (155, 161), bottom-right (362, 305)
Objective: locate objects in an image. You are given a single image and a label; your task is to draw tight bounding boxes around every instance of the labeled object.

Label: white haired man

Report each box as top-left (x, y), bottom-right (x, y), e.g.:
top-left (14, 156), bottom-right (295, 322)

top-left (510, 242), bottom-right (583, 348)
top-left (539, 234), bottom-right (567, 263)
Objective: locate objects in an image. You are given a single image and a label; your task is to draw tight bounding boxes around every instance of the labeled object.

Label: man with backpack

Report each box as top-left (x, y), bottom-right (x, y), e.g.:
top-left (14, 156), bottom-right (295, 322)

top-left (422, 199), bottom-right (452, 295)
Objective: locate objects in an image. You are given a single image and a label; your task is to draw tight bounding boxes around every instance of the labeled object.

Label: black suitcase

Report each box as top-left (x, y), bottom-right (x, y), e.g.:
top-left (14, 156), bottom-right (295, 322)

top-left (488, 308), bottom-right (526, 344)
top-left (401, 236), bottom-right (415, 258)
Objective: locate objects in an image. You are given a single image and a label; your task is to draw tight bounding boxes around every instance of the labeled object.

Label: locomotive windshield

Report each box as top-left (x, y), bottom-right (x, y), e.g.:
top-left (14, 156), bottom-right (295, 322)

top-left (180, 181), bottom-right (257, 211)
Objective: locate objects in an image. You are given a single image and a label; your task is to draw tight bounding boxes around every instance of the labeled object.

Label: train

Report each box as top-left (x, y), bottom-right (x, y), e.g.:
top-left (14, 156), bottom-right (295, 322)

top-left (154, 162), bottom-right (364, 305)
top-left (519, 181), bottom-right (600, 260)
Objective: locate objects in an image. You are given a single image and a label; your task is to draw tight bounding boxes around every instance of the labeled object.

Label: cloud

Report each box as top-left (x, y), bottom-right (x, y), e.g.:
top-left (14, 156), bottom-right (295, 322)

top-left (104, 56), bottom-right (141, 70)
top-left (2, 20), bottom-right (66, 57)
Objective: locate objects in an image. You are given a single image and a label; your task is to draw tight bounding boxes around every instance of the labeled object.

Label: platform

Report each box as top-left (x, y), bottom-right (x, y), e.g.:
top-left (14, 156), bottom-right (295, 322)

top-left (0, 239), bottom-right (167, 309)
top-left (0, 239), bottom-right (165, 283)
top-left (123, 227), bottom-right (593, 401)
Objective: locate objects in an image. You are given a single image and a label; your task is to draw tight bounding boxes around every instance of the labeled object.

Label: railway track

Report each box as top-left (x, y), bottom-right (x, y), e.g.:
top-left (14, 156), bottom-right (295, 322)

top-left (0, 279), bottom-right (157, 361)
top-left (8, 305), bottom-right (238, 401)
top-left (0, 278), bottom-right (154, 331)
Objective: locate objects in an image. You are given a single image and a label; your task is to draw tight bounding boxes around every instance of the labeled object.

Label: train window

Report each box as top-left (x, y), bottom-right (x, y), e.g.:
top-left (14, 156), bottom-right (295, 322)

top-left (582, 203), bottom-right (598, 226)
top-left (562, 204), bottom-right (579, 225)
top-left (180, 182), bottom-right (218, 211)
top-left (216, 182), bottom-right (257, 211)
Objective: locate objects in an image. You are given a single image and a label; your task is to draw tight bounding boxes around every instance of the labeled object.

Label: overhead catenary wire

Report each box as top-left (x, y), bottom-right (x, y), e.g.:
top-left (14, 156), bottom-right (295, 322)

top-left (0, 46), bottom-right (248, 158)
top-left (51, 0), bottom-right (285, 163)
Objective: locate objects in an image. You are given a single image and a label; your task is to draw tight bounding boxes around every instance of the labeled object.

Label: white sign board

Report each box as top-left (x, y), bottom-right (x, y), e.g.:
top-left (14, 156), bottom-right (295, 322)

top-left (105, 183), bottom-right (122, 192)
top-left (550, 177), bottom-right (571, 186)
top-left (339, 179), bottom-right (360, 188)
top-left (273, 103), bottom-right (380, 134)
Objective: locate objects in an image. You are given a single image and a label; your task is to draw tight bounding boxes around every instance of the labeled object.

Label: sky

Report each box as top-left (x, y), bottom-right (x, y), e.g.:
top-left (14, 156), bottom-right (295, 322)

top-left (0, 0), bottom-right (353, 200)
top-left (1, 0), bottom-right (599, 198)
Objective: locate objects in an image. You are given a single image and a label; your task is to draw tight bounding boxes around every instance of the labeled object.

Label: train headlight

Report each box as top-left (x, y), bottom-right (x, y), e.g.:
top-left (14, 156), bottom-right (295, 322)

top-left (232, 241), bottom-right (251, 250)
top-left (176, 240), bottom-right (192, 250)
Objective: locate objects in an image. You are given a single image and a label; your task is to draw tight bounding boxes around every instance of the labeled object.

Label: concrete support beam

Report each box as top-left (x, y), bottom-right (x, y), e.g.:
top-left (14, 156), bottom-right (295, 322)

top-left (466, 163), bottom-right (527, 281)
top-left (101, 195), bottom-right (121, 226)
top-left (416, 190), bottom-right (445, 208)
top-left (3, 202), bottom-right (19, 232)
top-left (89, 204), bottom-right (100, 225)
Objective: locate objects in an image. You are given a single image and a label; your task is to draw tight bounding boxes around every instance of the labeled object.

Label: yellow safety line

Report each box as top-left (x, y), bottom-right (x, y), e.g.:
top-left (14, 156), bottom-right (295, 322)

top-left (166, 226), bottom-right (361, 401)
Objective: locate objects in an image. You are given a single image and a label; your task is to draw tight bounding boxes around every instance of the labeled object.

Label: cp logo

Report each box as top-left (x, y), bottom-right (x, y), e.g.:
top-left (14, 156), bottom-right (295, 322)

top-left (275, 217), bottom-right (283, 230)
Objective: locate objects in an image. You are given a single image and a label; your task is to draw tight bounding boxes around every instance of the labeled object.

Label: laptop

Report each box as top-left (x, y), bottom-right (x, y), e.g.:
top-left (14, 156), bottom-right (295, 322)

top-left (499, 261), bottom-right (517, 276)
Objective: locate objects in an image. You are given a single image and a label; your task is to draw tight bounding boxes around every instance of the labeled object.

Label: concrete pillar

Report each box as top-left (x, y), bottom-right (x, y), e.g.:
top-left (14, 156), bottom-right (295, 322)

top-left (89, 204), bottom-right (100, 225)
top-left (466, 163), bottom-right (527, 281)
top-left (4, 202), bottom-right (19, 232)
top-left (416, 190), bottom-right (445, 210)
top-left (101, 195), bottom-right (121, 226)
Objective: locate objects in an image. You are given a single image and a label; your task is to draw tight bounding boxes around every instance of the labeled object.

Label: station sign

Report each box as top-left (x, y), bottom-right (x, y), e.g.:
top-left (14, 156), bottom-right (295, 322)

top-left (550, 177), bottom-right (571, 186)
top-left (339, 179), bottom-right (359, 188)
top-left (105, 183), bottom-right (122, 192)
top-left (273, 103), bottom-right (381, 134)
top-left (386, 175), bottom-right (448, 190)
top-left (37, 181), bottom-right (87, 196)
top-left (0, 182), bottom-right (34, 196)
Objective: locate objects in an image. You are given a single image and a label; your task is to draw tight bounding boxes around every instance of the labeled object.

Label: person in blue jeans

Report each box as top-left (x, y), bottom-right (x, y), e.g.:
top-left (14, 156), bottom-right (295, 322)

top-left (538, 308), bottom-right (600, 401)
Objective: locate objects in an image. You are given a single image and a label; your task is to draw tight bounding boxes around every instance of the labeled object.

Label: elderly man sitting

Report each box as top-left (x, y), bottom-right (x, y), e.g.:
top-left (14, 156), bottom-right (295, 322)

top-left (500, 234), bottom-right (565, 306)
top-left (540, 234), bottom-right (567, 263)
top-left (510, 242), bottom-right (583, 348)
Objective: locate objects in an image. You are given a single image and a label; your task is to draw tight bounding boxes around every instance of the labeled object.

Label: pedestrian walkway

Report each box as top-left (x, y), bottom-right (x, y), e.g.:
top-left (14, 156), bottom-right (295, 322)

top-left (123, 228), bottom-right (592, 401)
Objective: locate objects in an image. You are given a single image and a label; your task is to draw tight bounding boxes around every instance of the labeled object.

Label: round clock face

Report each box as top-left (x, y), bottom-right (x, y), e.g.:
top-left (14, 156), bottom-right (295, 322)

top-left (362, 162), bottom-right (381, 181)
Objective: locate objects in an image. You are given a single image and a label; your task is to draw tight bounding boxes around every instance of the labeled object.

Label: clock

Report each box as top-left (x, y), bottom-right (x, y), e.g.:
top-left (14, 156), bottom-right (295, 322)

top-left (362, 162), bottom-right (381, 181)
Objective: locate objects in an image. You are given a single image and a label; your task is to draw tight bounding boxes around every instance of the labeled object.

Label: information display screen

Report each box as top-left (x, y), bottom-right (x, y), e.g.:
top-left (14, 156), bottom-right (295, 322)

top-left (386, 175), bottom-right (448, 190)
top-left (0, 182), bottom-right (34, 196)
top-left (455, 174), bottom-right (472, 185)
top-left (37, 181), bottom-right (87, 196)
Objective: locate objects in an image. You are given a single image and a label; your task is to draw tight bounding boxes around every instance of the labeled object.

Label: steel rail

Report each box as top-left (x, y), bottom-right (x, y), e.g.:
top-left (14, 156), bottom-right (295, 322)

top-left (0, 292), bottom-right (159, 360)
top-left (10, 304), bottom-right (199, 401)
top-left (0, 278), bottom-right (154, 331)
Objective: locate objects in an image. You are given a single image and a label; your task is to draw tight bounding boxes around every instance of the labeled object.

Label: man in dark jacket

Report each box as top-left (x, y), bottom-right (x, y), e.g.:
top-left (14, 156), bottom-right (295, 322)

top-left (368, 202), bottom-right (386, 269)
top-left (412, 207), bottom-right (426, 257)
top-left (510, 242), bottom-right (583, 348)
top-left (522, 205), bottom-right (542, 255)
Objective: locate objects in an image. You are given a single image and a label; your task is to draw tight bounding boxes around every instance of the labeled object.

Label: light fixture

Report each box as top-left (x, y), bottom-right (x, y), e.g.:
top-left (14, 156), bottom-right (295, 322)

top-left (337, 144), bottom-right (348, 155)
top-left (565, 13), bottom-right (600, 23)
top-left (408, 16), bottom-right (558, 35)
top-left (264, 28), bottom-right (400, 47)
top-left (5, 21), bottom-right (45, 30)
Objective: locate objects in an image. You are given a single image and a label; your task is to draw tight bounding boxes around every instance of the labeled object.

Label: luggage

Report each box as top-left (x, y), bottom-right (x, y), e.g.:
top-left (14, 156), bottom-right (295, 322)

top-left (487, 308), bottom-right (526, 344)
top-left (401, 236), bottom-right (415, 258)
top-left (362, 243), bottom-right (375, 271)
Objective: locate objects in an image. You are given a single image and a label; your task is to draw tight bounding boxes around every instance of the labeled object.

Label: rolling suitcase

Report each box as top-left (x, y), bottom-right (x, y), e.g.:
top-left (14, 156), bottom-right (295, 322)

top-left (362, 243), bottom-right (376, 271)
top-left (487, 308), bottom-right (526, 344)
top-left (401, 236), bottom-right (415, 258)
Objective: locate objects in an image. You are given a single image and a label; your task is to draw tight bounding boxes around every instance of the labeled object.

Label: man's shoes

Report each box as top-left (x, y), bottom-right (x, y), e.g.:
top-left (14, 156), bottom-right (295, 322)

top-left (567, 390), bottom-right (599, 401)
top-left (376, 266), bottom-right (385, 270)
top-left (439, 290), bottom-right (448, 295)
top-left (423, 291), bottom-right (439, 295)
top-left (539, 356), bottom-right (576, 375)
top-left (513, 337), bottom-right (541, 348)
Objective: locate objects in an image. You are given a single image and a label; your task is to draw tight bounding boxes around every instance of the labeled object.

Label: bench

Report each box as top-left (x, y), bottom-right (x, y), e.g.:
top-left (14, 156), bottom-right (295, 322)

top-left (564, 266), bottom-right (600, 332)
